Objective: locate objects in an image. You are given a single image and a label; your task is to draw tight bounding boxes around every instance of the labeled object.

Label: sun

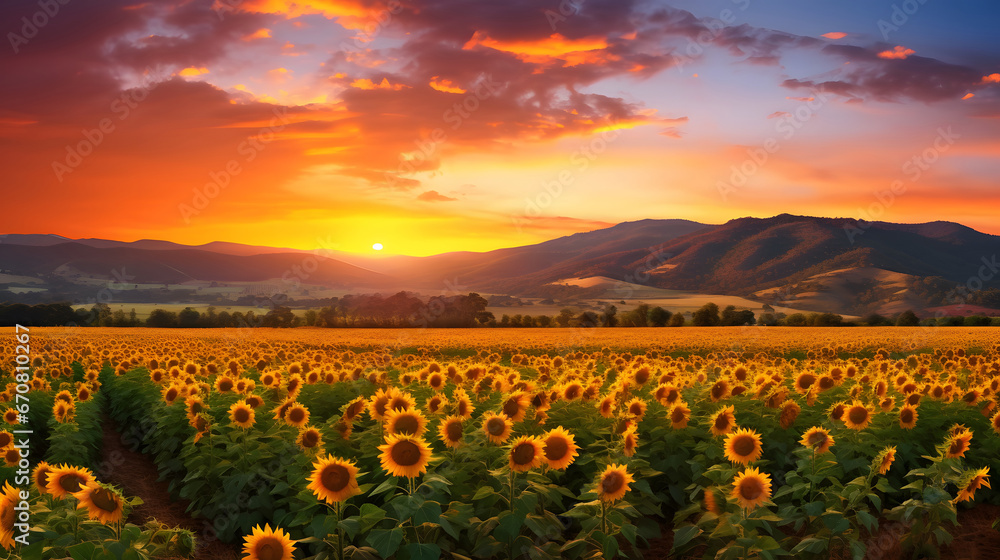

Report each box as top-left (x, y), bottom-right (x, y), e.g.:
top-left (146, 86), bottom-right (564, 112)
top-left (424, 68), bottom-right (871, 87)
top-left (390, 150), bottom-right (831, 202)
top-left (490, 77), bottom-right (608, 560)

top-left (372, 242), bottom-right (383, 251)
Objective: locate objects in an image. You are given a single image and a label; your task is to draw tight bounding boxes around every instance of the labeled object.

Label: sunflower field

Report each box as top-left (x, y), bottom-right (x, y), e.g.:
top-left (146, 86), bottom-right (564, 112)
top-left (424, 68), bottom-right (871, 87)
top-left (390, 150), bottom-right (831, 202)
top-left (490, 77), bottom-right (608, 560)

top-left (3, 327), bottom-right (1000, 560)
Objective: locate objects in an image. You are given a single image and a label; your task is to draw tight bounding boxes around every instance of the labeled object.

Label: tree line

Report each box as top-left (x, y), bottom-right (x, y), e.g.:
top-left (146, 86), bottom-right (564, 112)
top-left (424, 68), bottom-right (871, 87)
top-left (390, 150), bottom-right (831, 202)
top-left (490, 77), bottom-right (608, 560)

top-left (3, 299), bottom-right (998, 328)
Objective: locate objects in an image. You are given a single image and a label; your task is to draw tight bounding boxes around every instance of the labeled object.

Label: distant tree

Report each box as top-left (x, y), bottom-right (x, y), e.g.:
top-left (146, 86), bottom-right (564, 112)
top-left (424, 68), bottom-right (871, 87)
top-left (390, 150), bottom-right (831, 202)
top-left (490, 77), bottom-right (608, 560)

top-left (601, 305), bottom-right (618, 327)
top-left (784, 313), bottom-right (807, 326)
top-left (111, 309), bottom-right (128, 327)
top-left (500, 314), bottom-right (511, 327)
top-left (147, 309), bottom-right (179, 328)
top-left (668, 312), bottom-right (686, 327)
top-left (128, 308), bottom-right (139, 327)
top-left (964, 315), bottom-right (990, 327)
top-left (864, 313), bottom-right (891, 326)
top-left (536, 315), bottom-right (552, 328)
top-left (575, 311), bottom-right (601, 328)
top-left (757, 313), bottom-right (778, 326)
top-left (811, 313), bottom-right (843, 327)
top-left (895, 310), bottom-right (920, 326)
top-left (556, 308), bottom-right (575, 328)
top-left (620, 304), bottom-right (650, 327)
top-left (91, 303), bottom-right (113, 327)
top-left (304, 309), bottom-right (318, 327)
top-left (178, 307), bottom-right (201, 328)
top-left (761, 304), bottom-right (775, 314)
top-left (692, 303), bottom-right (720, 326)
top-left (648, 306), bottom-right (671, 327)
top-left (938, 316), bottom-right (965, 327)
top-left (217, 311), bottom-right (233, 327)
top-left (720, 306), bottom-right (755, 326)
top-left (510, 314), bottom-right (523, 328)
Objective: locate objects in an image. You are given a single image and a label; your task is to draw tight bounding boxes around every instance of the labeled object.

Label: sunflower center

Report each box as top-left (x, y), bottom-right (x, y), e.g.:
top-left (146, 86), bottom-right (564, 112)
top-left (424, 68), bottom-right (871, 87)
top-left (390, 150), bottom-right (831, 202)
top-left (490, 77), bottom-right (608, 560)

top-left (289, 408), bottom-right (306, 423)
top-left (602, 471), bottom-right (624, 494)
top-left (262, 375), bottom-right (274, 385)
top-left (391, 440), bottom-right (421, 466)
top-left (219, 380), bottom-right (233, 392)
top-left (0, 433), bottom-right (11, 447)
top-left (711, 384), bottom-right (725, 399)
top-left (256, 539), bottom-right (283, 560)
top-left (798, 374), bottom-right (816, 389)
top-left (166, 389), bottom-right (178, 401)
top-left (446, 421), bottom-right (463, 441)
top-left (486, 418), bottom-right (506, 436)
top-left (394, 415), bottom-right (419, 435)
top-left (672, 408), bottom-right (686, 423)
top-left (807, 431), bottom-right (827, 446)
top-left (565, 386), bottom-right (580, 399)
top-left (1, 503), bottom-right (12, 530)
top-left (190, 402), bottom-right (203, 414)
top-left (35, 469), bottom-right (51, 488)
top-left (901, 409), bottom-right (914, 423)
top-left (59, 474), bottom-right (85, 493)
top-left (714, 414), bottom-right (730, 430)
top-left (949, 441), bottom-right (963, 455)
top-left (91, 488), bottom-right (119, 513)
top-left (629, 404), bottom-right (643, 416)
top-left (374, 397), bottom-right (389, 417)
top-left (234, 408), bottom-right (251, 424)
top-left (512, 442), bottom-right (536, 465)
top-left (545, 437), bottom-right (568, 461)
top-left (321, 464), bottom-right (350, 492)
top-left (502, 400), bottom-right (520, 418)
top-left (732, 435), bottom-right (755, 457)
top-left (832, 406), bottom-right (845, 420)
top-left (848, 407), bottom-right (868, 425)
top-left (667, 389), bottom-right (679, 403)
top-left (389, 398), bottom-right (407, 411)
top-left (739, 479), bottom-right (764, 501)
top-left (302, 431), bottom-right (319, 447)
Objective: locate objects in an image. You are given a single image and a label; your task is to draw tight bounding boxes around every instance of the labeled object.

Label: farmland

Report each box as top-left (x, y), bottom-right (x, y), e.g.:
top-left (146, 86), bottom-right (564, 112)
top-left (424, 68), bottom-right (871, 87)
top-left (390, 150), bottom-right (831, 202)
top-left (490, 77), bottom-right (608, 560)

top-left (3, 327), bottom-right (1000, 559)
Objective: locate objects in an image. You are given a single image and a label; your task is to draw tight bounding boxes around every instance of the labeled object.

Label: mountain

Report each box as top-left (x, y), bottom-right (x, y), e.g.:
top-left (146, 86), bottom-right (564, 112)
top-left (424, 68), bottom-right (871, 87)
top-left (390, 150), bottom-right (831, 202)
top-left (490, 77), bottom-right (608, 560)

top-left (2, 215), bottom-right (998, 316)
top-left (0, 243), bottom-right (391, 287)
top-left (0, 234), bottom-right (315, 257)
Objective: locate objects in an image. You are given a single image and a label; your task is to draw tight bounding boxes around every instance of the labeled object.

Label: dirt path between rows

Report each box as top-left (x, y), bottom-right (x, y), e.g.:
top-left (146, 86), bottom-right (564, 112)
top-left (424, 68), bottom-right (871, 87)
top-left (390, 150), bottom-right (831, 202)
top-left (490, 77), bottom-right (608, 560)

top-left (99, 414), bottom-right (239, 560)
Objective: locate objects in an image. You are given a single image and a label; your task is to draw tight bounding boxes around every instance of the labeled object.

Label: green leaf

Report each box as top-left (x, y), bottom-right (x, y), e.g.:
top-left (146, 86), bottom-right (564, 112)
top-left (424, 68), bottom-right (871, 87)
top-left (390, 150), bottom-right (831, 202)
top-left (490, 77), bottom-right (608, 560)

top-left (366, 528), bottom-right (404, 559)
top-left (822, 513), bottom-right (850, 534)
top-left (757, 536), bottom-right (780, 550)
top-left (371, 478), bottom-right (398, 497)
top-left (620, 523), bottom-right (637, 546)
top-left (68, 542), bottom-right (98, 560)
top-left (472, 486), bottom-right (497, 501)
top-left (671, 525), bottom-right (702, 552)
top-left (857, 510), bottom-right (877, 532)
top-left (803, 501), bottom-right (826, 517)
top-left (401, 542), bottom-right (441, 560)
top-left (494, 510), bottom-right (524, 541)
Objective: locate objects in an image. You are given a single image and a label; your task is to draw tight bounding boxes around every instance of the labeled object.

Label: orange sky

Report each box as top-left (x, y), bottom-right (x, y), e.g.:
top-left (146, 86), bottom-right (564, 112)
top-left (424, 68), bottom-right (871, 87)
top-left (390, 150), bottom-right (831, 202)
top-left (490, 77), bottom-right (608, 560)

top-left (1, 0), bottom-right (999, 255)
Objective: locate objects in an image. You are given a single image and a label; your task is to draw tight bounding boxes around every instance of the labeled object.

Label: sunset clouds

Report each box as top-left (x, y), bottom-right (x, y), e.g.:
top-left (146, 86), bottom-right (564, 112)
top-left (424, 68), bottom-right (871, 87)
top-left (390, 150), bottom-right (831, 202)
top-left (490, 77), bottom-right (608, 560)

top-left (1, 0), bottom-right (998, 254)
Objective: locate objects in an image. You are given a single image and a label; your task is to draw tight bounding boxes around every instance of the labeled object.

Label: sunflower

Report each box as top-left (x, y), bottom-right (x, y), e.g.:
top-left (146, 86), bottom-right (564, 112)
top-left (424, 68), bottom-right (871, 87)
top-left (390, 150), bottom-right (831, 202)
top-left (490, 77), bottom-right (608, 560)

top-left (73, 482), bottom-right (125, 524)
top-left (793, 372), bottom-right (817, 395)
top-left (439, 416), bottom-right (464, 449)
top-left (1, 482), bottom-right (18, 550)
top-left (877, 446), bottom-right (896, 475)
top-left (779, 400), bottom-right (800, 429)
top-left (0, 431), bottom-right (10, 449)
top-left (724, 428), bottom-right (763, 465)
top-left (53, 400), bottom-right (75, 423)
top-left (245, 395), bottom-right (264, 409)
top-left (829, 402), bottom-right (847, 423)
top-left (898, 404), bottom-right (918, 429)
top-left (482, 413), bottom-right (514, 445)
top-left (185, 396), bottom-right (208, 423)
top-left (284, 403), bottom-right (310, 428)
top-left (709, 405), bottom-right (737, 436)
top-left (732, 467), bottom-right (772, 511)
top-left (331, 396), bottom-right (361, 423)
top-left (426, 395), bottom-right (448, 415)
top-left (46, 464), bottom-right (96, 499)
top-left (2, 448), bottom-right (18, 467)
top-left (622, 426), bottom-right (639, 458)
top-left (596, 463), bottom-right (634, 503)
top-left (625, 398), bottom-right (648, 420)
top-left (955, 467), bottom-right (991, 503)
top-left (32, 461), bottom-right (54, 493)
top-left (384, 408), bottom-right (428, 437)
top-left (800, 427), bottom-right (834, 454)
top-left (272, 398), bottom-right (295, 422)
top-left (161, 384), bottom-right (181, 405)
top-left (501, 392), bottom-right (530, 423)
top-left (991, 410), bottom-right (1000, 436)
top-left (386, 390), bottom-right (416, 413)
top-left (242, 524), bottom-right (296, 560)
top-left (307, 455), bottom-right (360, 504)
top-left (77, 385), bottom-right (92, 402)
top-left (542, 426), bottom-right (578, 470)
top-left (509, 436), bottom-right (545, 472)
top-left (214, 375), bottom-right (235, 393)
top-left (192, 414), bottom-right (211, 443)
top-left (597, 395), bottom-right (616, 418)
top-left (229, 400), bottom-right (256, 429)
top-left (453, 388), bottom-right (475, 419)
top-left (944, 430), bottom-right (974, 458)
top-left (709, 379), bottom-right (730, 402)
top-left (843, 401), bottom-right (872, 430)
top-left (296, 427), bottom-right (323, 452)
top-left (669, 402), bottom-right (691, 429)
top-left (378, 434), bottom-right (432, 479)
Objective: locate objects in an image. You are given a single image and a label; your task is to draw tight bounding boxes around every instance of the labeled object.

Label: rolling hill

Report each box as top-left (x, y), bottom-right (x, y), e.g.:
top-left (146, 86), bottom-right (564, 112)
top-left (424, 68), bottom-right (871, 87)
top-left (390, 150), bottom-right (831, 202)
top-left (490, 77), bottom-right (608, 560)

top-left (2, 214), bottom-right (998, 316)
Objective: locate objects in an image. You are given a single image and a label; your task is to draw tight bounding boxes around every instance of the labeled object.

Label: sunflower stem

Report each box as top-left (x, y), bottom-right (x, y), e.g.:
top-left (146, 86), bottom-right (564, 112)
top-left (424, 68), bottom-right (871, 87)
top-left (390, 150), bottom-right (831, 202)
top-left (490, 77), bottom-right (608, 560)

top-left (336, 501), bottom-right (344, 560)
top-left (809, 447), bottom-right (817, 506)
top-left (601, 499), bottom-right (608, 536)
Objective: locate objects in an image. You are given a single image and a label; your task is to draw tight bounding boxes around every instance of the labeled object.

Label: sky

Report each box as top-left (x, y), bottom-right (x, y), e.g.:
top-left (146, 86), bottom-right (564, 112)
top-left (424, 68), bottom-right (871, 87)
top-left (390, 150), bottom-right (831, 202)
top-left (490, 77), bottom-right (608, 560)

top-left (1, 0), bottom-right (999, 256)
